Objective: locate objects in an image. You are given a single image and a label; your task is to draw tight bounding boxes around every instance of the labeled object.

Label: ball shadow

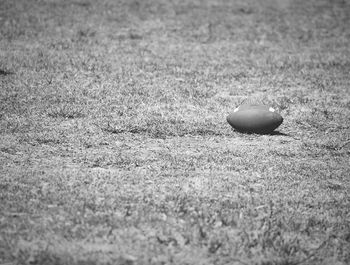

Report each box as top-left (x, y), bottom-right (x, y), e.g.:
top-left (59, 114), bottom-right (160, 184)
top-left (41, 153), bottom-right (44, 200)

top-left (268, 131), bottom-right (290, 136)
top-left (0, 69), bottom-right (14, 76)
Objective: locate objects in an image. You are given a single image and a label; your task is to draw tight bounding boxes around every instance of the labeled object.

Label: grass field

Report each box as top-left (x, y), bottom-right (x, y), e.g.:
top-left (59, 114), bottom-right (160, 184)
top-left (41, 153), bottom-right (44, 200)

top-left (1, 0), bottom-right (350, 264)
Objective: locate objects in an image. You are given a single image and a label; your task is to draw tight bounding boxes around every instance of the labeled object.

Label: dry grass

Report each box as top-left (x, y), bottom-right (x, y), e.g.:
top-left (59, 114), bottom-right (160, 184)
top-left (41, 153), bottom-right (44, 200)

top-left (1, 0), bottom-right (350, 264)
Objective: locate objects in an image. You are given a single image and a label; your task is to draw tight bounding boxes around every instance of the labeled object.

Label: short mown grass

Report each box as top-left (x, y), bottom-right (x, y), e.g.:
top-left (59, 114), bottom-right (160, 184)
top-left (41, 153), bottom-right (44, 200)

top-left (1, 0), bottom-right (350, 264)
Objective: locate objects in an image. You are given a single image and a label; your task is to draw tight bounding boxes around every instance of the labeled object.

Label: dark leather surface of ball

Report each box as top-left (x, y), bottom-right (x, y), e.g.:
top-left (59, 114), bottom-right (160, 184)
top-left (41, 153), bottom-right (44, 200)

top-left (227, 104), bottom-right (283, 134)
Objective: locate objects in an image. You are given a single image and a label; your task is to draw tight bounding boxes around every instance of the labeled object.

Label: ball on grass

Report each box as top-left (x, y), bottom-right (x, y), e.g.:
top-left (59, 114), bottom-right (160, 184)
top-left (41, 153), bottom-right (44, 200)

top-left (227, 104), bottom-right (283, 134)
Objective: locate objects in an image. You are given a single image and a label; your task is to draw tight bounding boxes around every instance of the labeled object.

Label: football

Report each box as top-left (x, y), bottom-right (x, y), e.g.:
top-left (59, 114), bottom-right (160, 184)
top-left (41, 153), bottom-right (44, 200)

top-left (226, 104), bottom-right (283, 134)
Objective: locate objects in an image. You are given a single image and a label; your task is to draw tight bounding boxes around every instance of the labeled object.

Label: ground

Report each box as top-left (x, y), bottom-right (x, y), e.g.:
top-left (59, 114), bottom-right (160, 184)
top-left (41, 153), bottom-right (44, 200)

top-left (0, 0), bottom-right (350, 264)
